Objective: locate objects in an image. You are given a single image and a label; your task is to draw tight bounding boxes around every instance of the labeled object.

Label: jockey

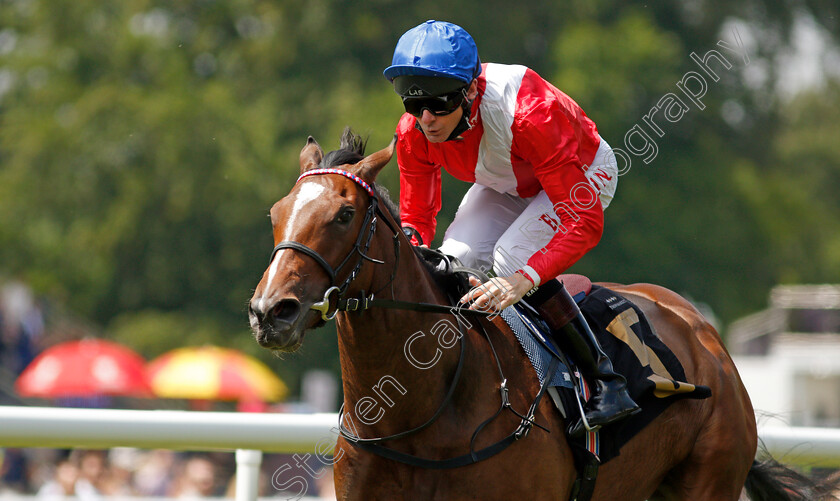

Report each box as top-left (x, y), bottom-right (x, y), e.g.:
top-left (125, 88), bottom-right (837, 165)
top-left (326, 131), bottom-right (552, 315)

top-left (384, 20), bottom-right (640, 433)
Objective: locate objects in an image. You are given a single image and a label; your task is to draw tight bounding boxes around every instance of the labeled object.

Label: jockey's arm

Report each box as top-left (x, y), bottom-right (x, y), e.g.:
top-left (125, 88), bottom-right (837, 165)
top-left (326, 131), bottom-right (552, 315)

top-left (513, 99), bottom-right (605, 284)
top-left (462, 102), bottom-right (604, 311)
top-left (397, 133), bottom-right (442, 247)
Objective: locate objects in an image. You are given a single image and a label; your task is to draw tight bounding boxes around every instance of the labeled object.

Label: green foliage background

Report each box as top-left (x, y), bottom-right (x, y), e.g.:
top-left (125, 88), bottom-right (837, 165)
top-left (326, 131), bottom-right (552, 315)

top-left (1, 0), bottom-right (839, 395)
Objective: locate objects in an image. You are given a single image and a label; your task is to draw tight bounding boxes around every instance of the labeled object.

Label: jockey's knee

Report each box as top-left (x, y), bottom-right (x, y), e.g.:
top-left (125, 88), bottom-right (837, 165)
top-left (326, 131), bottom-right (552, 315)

top-left (439, 239), bottom-right (492, 272)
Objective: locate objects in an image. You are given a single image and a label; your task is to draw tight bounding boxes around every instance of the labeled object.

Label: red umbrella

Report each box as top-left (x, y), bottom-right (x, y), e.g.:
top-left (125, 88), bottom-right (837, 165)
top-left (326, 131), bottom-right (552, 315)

top-left (15, 338), bottom-right (151, 398)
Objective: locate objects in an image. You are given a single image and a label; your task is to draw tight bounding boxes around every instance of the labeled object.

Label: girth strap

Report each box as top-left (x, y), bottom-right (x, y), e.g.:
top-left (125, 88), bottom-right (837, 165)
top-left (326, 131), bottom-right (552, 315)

top-left (347, 427), bottom-right (522, 469)
top-left (341, 356), bottom-right (560, 469)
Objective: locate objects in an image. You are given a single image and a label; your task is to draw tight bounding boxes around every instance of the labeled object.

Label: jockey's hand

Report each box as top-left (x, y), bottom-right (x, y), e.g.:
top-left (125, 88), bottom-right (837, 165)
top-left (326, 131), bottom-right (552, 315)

top-left (458, 272), bottom-right (534, 313)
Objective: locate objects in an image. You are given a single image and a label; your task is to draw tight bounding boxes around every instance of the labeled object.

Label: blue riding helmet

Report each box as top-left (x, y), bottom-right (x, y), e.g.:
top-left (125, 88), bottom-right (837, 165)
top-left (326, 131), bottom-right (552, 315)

top-left (383, 20), bottom-right (482, 84)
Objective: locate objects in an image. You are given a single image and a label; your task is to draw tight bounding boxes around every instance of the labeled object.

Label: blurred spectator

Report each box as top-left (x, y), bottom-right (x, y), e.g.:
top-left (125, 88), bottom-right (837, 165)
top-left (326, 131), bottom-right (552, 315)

top-left (73, 450), bottom-right (108, 499)
top-left (172, 455), bottom-right (217, 498)
top-left (104, 447), bottom-right (140, 496)
top-left (0, 280), bottom-right (44, 376)
top-left (134, 449), bottom-right (177, 496)
top-left (36, 455), bottom-right (77, 500)
top-left (12, 447), bottom-right (247, 497)
top-left (1, 448), bottom-right (31, 493)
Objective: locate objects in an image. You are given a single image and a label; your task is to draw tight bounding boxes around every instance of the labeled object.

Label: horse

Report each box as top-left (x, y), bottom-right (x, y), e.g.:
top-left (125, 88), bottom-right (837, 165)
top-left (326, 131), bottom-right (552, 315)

top-left (249, 129), bottom-right (836, 500)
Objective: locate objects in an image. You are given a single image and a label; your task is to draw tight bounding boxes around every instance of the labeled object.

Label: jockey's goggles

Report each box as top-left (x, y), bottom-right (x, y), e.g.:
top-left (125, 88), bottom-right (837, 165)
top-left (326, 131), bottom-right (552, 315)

top-left (401, 88), bottom-right (466, 117)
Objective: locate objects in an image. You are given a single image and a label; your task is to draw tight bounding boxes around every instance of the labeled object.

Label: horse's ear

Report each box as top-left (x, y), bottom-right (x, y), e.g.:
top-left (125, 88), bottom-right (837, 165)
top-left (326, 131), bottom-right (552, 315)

top-left (299, 136), bottom-right (324, 174)
top-left (356, 134), bottom-right (397, 182)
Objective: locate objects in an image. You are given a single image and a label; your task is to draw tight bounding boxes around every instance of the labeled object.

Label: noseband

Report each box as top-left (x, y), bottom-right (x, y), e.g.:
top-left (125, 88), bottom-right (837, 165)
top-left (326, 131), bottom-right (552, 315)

top-left (268, 168), bottom-right (401, 320)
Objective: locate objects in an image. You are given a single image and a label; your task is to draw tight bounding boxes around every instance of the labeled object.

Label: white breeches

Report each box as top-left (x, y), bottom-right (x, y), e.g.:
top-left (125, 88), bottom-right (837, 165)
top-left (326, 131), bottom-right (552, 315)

top-left (438, 137), bottom-right (618, 281)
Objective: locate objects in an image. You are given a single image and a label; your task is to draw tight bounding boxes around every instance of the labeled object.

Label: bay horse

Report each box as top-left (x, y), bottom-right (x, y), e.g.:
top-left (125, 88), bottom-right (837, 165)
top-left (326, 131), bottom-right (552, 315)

top-left (249, 130), bottom-right (834, 500)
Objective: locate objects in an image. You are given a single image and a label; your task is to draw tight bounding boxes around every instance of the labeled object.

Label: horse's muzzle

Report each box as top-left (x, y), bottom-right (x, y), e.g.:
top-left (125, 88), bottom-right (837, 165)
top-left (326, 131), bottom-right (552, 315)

top-left (248, 297), bottom-right (306, 351)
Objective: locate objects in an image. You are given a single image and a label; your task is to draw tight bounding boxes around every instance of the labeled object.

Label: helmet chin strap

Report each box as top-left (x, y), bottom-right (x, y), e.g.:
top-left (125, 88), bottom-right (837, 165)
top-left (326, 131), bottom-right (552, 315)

top-left (445, 92), bottom-right (474, 141)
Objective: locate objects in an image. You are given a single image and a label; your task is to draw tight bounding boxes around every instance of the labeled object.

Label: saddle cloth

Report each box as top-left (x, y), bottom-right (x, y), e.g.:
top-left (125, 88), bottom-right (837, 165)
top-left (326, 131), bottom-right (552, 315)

top-left (560, 285), bottom-right (711, 464)
top-left (500, 282), bottom-right (711, 465)
top-left (499, 305), bottom-right (573, 390)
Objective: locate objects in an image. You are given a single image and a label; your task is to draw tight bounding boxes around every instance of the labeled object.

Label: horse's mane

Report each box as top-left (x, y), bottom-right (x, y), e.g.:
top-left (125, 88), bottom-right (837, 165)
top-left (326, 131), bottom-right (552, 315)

top-left (324, 127), bottom-right (469, 300)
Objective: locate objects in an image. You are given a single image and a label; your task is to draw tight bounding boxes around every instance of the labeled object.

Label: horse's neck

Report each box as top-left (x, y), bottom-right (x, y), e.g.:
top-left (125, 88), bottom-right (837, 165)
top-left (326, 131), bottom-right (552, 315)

top-left (336, 240), bottom-right (480, 436)
top-left (336, 240), bottom-right (449, 375)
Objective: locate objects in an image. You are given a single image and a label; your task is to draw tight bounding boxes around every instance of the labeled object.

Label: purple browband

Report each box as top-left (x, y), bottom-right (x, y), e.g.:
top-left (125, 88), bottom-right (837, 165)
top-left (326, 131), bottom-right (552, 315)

top-left (297, 168), bottom-right (376, 198)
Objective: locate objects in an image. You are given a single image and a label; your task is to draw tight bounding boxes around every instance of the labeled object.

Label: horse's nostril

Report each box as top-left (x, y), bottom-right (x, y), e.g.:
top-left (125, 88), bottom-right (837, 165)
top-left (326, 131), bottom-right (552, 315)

top-left (248, 302), bottom-right (262, 322)
top-left (271, 299), bottom-right (301, 323)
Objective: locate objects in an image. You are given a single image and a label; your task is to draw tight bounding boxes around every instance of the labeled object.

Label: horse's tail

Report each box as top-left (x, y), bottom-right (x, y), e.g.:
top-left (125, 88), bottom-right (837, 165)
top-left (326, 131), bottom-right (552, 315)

top-left (743, 456), bottom-right (840, 501)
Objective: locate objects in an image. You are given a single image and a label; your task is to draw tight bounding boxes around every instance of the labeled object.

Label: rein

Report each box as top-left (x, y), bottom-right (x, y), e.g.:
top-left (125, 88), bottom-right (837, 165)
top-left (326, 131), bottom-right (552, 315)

top-left (272, 167), bottom-right (555, 469)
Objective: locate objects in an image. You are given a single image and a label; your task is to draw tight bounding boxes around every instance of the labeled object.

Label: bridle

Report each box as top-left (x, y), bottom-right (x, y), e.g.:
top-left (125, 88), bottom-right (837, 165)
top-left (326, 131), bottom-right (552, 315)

top-left (267, 166), bottom-right (559, 469)
top-left (268, 168), bottom-right (402, 321)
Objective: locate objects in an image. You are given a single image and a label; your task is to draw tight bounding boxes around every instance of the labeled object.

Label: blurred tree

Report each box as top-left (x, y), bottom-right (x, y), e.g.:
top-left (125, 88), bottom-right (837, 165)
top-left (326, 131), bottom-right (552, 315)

top-left (0, 0), bottom-right (838, 395)
top-left (733, 79), bottom-right (840, 284)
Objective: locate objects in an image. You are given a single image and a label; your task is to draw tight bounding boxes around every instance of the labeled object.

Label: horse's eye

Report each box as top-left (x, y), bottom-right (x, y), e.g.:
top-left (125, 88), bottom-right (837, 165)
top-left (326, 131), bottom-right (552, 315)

top-left (335, 207), bottom-right (354, 224)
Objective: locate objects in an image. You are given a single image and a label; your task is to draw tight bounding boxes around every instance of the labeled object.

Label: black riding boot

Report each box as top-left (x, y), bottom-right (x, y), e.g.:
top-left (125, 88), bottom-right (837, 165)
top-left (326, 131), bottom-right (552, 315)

top-left (523, 279), bottom-right (640, 435)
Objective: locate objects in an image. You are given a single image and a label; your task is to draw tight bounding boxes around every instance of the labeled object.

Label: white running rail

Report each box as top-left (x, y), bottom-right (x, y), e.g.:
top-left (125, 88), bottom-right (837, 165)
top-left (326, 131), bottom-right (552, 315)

top-left (1, 406), bottom-right (839, 500)
top-left (0, 406), bottom-right (338, 501)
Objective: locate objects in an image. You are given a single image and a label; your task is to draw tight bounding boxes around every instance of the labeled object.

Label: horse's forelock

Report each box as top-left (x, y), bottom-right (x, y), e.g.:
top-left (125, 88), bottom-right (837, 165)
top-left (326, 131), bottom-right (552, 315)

top-left (321, 127), bottom-right (367, 169)
top-left (339, 127), bottom-right (366, 157)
